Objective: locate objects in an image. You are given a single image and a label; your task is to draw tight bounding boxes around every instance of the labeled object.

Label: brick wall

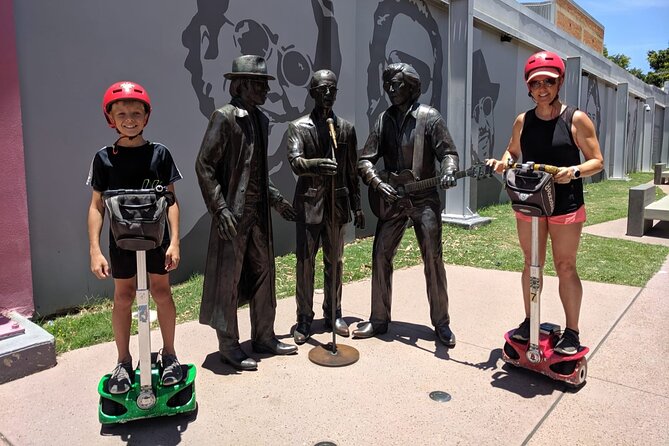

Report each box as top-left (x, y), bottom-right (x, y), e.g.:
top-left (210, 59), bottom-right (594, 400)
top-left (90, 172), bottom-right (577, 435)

top-left (555, 0), bottom-right (604, 53)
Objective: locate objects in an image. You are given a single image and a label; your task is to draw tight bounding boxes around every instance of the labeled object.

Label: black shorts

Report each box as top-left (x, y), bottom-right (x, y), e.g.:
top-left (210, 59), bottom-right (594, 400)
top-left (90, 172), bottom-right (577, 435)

top-left (109, 237), bottom-right (169, 279)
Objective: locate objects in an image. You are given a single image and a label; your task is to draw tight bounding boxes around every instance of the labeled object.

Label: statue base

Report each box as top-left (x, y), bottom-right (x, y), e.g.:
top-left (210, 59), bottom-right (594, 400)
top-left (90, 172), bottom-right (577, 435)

top-left (309, 343), bottom-right (359, 367)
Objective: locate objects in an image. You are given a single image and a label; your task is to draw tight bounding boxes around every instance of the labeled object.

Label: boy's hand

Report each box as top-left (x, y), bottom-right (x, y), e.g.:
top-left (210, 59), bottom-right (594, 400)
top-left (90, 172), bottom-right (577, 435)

top-left (165, 245), bottom-right (180, 271)
top-left (91, 253), bottom-right (110, 279)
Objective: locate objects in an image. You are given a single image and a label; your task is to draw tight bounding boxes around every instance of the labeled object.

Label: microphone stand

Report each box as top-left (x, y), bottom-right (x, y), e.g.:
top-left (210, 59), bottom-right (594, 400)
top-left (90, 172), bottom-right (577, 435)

top-left (308, 117), bottom-right (359, 367)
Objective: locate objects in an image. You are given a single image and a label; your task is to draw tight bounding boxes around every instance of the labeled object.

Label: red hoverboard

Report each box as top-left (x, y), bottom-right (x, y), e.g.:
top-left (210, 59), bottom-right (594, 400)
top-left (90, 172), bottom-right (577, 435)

top-left (500, 161), bottom-right (588, 388)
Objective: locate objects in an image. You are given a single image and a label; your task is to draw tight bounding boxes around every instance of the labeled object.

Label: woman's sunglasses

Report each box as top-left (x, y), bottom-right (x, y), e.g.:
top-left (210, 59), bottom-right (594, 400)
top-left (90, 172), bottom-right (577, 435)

top-left (528, 78), bottom-right (558, 89)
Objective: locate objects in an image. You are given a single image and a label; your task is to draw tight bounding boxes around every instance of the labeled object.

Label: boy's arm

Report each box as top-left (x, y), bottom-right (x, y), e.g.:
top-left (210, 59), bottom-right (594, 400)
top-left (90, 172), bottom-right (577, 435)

top-left (165, 183), bottom-right (180, 271)
top-left (88, 190), bottom-right (110, 279)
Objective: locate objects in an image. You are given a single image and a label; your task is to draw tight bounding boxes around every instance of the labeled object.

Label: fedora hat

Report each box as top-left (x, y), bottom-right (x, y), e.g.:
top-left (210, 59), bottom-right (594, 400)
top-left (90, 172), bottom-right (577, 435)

top-left (472, 50), bottom-right (499, 105)
top-left (224, 55), bottom-right (276, 80)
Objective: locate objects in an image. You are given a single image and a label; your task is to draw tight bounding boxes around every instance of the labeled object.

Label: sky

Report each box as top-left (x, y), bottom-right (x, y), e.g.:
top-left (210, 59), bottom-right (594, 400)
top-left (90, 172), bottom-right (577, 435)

top-left (577, 0), bottom-right (669, 73)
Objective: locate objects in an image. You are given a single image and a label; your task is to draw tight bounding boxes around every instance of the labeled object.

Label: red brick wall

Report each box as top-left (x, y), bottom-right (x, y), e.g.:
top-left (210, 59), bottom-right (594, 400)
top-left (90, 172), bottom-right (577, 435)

top-left (555, 0), bottom-right (604, 53)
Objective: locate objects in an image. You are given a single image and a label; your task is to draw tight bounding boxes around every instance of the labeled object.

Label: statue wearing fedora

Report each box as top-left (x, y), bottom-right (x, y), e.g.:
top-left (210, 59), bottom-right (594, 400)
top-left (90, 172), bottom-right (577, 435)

top-left (196, 55), bottom-right (298, 371)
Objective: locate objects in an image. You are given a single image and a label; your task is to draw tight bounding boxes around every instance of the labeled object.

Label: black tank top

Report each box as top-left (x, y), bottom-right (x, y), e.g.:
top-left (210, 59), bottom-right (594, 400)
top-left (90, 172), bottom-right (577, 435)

top-left (520, 106), bottom-right (583, 215)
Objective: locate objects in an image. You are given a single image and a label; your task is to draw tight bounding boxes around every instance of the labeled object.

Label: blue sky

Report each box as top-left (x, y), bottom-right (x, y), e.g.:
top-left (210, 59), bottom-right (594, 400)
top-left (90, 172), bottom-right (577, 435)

top-left (577, 0), bottom-right (668, 72)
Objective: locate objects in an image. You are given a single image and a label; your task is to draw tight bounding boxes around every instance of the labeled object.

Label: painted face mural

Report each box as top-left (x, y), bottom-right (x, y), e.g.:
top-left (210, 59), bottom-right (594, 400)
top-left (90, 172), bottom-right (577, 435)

top-left (584, 76), bottom-right (602, 137)
top-left (366, 0), bottom-right (443, 129)
top-left (471, 49), bottom-right (499, 160)
top-left (182, 0), bottom-right (341, 177)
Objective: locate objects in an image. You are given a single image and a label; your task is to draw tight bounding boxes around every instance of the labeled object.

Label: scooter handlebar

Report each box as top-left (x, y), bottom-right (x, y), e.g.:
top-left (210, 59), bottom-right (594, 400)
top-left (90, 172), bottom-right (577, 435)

top-left (505, 159), bottom-right (560, 176)
top-left (102, 186), bottom-right (175, 206)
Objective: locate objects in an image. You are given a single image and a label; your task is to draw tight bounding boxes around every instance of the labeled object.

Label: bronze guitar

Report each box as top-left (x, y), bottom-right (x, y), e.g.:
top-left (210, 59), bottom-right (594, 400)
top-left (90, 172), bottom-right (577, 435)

top-left (368, 163), bottom-right (492, 220)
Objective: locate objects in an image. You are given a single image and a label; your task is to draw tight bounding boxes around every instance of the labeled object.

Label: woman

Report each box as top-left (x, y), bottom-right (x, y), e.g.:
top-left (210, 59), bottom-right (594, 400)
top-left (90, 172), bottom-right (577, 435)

top-left (487, 51), bottom-right (604, 355)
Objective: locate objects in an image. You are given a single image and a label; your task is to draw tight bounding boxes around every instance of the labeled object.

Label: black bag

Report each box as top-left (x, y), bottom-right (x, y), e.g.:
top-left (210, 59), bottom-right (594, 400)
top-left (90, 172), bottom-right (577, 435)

top-left (505, 169), bottom-right (555, 217)
top-left (103, 189), bottom-right (174, 251)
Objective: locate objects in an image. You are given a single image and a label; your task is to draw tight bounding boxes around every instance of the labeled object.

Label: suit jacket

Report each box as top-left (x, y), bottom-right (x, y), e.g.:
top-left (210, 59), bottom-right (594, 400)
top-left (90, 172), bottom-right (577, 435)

top-left (287, 111), bottom-right (360, 225)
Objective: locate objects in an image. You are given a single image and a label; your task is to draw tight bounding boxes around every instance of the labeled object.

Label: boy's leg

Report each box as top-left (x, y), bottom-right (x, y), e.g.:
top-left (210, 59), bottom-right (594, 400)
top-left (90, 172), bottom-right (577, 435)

top-left (112, 277), bottom-right (137, 363)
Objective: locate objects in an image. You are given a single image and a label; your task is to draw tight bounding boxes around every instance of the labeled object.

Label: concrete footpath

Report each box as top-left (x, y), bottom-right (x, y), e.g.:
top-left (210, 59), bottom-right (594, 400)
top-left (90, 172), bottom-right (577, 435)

top-left (1, 224), bottom-right (668, 445)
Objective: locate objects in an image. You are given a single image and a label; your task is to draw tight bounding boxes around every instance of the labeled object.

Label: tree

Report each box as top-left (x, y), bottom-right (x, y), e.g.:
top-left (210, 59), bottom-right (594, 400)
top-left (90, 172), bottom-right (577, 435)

top-left (604, 47), bottom-right (631, 70)
top-left (644, 48), bottom-right (669, 88)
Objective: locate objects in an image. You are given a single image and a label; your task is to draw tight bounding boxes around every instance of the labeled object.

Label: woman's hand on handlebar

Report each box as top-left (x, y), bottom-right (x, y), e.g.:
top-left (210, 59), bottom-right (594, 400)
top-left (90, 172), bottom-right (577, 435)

top-left (553, 166), bottom-right (575, 184)
top-left (485, 158), bottom-right (508, 174)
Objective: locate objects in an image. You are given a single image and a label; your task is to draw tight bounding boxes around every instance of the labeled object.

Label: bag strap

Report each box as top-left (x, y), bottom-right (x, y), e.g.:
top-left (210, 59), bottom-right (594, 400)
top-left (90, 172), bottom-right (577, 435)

top-left (412, 105), bottom-right (429, 172)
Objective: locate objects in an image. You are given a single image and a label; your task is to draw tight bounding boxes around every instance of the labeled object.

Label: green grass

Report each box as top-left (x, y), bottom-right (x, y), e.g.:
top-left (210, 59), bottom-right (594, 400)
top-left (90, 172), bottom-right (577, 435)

top-left (38, 172), bottom-right (669, 354)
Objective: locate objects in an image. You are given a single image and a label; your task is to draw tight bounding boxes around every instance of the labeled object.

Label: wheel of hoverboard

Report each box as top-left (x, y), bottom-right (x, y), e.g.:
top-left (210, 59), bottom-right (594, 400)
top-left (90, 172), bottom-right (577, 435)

top-left (503, 341), bottom-right (520, 361)
top-left (566, 359), bottom-right (587, 389)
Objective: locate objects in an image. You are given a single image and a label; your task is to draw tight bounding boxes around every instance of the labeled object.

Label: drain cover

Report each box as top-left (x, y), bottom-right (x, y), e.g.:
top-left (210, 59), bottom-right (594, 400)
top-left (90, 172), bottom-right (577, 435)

top-left (429, 391), bottom-right (452, 402)
top-left (315, 442), bottom-right (337, 446)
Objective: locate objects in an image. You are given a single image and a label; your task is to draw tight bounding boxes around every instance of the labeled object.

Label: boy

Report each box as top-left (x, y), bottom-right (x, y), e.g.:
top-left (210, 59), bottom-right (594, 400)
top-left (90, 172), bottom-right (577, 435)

top-left (87, 81), bottom-right (183, 394)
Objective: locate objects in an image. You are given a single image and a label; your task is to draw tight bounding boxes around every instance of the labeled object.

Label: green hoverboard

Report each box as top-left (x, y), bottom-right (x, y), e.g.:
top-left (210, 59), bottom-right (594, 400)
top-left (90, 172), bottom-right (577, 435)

top-left (98, 189), bottom-right (197, 424)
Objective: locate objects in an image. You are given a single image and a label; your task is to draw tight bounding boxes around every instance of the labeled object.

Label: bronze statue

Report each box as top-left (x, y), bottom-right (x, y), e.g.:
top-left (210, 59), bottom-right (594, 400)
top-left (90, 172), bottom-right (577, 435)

top-left (287, 69), bottom-right (364, 344)
top-left (354, 62), bottom-right (459, 347)
top-left (195, 55), bottom-right (298, 371)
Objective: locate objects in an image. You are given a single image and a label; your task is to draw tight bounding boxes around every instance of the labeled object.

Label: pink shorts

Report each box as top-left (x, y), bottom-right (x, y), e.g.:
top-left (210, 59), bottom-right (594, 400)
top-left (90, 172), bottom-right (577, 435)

top-left (514, 205), bottom-right (586, 225)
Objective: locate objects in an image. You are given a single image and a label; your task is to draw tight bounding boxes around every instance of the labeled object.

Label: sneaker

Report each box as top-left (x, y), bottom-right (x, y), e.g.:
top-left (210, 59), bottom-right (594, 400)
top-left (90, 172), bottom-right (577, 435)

top-left (511, 318), bottom-right (530, 342)
top-left (108, 361), bottom-right (133, 395)
top-left (554, 328), bottom-right (580, 356)
top-left (161, 353), bottom-right (183, 386)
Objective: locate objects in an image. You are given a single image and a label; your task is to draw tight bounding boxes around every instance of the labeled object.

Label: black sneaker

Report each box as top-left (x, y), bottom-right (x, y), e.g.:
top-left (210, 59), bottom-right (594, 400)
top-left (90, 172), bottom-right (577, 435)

top-left (161, 353), bottom-right (183, 386)
top-left (511, 318), bottom-right (530, 342)
top-left (108, 361), bottom-right (133, 395)
top-left (554, 328), bottom-right (580, 355)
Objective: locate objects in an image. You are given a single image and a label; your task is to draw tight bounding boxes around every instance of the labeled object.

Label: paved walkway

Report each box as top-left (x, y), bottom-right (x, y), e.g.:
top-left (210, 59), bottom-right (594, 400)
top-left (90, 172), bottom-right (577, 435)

top-left (1, 219), bottom-right (668, 445)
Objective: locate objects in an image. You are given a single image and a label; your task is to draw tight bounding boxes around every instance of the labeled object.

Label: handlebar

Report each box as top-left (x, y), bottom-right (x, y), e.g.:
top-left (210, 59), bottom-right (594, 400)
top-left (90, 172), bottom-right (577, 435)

top-left (102, 186), bottom-right (175, 207)
top-left (102, 185), bottom-right (170, 199)
top-left (505, 159), bottom-right (560, 176)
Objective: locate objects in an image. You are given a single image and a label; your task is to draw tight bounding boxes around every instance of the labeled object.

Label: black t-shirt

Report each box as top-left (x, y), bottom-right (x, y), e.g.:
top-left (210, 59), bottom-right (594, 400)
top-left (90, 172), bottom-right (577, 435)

top-left (520, 106), bottom-right (583, 215)
top-left (86, 141), bottom-right (182, 192)
top-left (86, 141), bottom-right (182, 248)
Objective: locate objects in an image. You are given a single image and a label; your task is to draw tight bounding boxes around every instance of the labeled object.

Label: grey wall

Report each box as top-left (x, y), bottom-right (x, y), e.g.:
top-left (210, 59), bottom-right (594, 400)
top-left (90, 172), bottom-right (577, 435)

top-left (12, 0), bottom-right (668, 314)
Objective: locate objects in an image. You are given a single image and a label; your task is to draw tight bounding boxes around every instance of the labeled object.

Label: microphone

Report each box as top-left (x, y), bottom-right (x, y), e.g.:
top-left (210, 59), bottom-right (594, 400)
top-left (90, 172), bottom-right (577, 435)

top-left (326, 118), bottom-right (338, 150)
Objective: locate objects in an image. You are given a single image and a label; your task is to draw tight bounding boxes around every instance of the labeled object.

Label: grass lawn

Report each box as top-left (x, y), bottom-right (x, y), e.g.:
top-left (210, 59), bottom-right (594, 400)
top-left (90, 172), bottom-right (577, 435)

top-left (39, 172), bottom-right (669, 354)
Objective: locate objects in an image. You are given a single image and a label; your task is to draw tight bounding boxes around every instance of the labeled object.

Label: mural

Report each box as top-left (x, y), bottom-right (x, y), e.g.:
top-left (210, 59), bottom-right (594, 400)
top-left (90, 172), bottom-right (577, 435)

top-left (471, 48), bottom-right (504, 206)
top-left (181, 0), bottom-right (342, 254)
top-left (583, 75), bottom-right (602, 138)
top-left (471, 49), bottom-right (500, 161)
top-left (182, 0), bottom-right (341, 186)
top-left (627, 97), bottom-right (640, 172)
top-left (366, 0), bottom-right (443, 129)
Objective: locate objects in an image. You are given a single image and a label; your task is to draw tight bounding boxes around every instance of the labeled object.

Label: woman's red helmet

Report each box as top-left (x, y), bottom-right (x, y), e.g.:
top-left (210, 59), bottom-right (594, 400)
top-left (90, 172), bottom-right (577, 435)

top-left (524, 51), bottom-right (565, 82)
top-left (102, 81), bottom-right (152, 128)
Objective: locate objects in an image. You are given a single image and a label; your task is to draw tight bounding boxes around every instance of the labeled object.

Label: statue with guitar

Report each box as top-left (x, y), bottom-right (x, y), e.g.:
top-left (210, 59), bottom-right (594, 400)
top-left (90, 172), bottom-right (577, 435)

top-left (368, 163), bottom-right (492, 220)
top-left (354, 62), bottom-right (491, 346)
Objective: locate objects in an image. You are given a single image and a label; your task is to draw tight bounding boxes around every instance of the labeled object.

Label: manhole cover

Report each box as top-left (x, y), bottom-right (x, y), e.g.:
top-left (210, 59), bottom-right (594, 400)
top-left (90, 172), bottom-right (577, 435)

top-left (429, 391), bottom-right (452, 402)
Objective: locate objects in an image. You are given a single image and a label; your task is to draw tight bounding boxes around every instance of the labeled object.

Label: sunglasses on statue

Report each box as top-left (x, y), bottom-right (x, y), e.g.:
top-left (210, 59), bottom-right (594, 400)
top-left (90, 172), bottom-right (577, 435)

top-left (528, 78), bottom-right (558, 89)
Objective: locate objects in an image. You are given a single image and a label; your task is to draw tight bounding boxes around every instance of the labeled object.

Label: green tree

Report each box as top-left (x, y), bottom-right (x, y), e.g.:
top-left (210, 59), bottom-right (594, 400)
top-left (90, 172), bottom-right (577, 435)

top-left (604, 47), bottom-right (631, 70)
top-left (644, 48), bottom-right (669, 87)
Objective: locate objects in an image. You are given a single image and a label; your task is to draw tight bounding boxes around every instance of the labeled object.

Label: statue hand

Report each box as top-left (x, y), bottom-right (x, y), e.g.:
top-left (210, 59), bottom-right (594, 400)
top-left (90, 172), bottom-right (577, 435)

top-left (440, 167), bottom-right (458, 189)
top-left (376, 182), bottom-right (398, 203)
top-left (354, 209), bottom-right (365, 229)
top-left (217, 208), bottom-right (238, 240)
top-left (274, 199), bottom-right (297, 221)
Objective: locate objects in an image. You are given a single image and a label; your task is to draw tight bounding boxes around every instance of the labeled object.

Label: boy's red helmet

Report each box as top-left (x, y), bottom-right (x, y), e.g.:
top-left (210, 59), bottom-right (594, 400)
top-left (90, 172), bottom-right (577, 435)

top-left (102, 81), bottom-right (151, 127)
top-left (524, 51), bottom-right (565, 82)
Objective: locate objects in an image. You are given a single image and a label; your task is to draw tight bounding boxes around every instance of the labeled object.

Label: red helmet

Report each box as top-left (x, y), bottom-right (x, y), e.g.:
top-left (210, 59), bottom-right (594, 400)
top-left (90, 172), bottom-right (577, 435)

top-left (102, 81), bottom-right (151, 128)
top-left (524, 51), bottom-right (565, 81)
